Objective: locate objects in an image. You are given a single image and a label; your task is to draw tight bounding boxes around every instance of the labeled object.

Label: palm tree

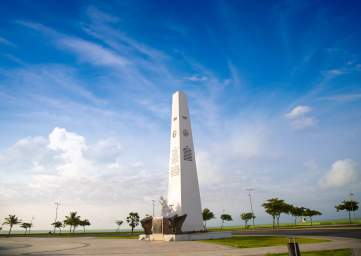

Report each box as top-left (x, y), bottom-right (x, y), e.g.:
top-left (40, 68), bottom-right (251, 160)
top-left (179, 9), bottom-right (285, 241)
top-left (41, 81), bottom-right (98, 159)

top-left (290, 206), bottom-right (306, 225)
top-left (3, 215), bottom-right (21, 236)
top-left (262, 198), bottom-right (290, 228)
top-left (220, 213), bottom-right (232, 230)
top-left (52, 221), bottom-right (63, 233)
top-left (240, 212), bottom-right (255, 228)
top-left (335, 200), bottom-right (359, 224)
top-left (28, 222), bottom-right (33, 235)
top-left (126, 212), bottom-right (140, 234)
top-left (304, 209), bottom-right (322, 226)
top-left (79, 219), bottom-right (91, 232)
top-left (64, 212), bottom-right (81, 233)
top-left (202, 208), bottom-right (215, 230)
top-left (20, 222), bottom-right (32, 235)
top-left (115, 220), bottom-right (123, 232)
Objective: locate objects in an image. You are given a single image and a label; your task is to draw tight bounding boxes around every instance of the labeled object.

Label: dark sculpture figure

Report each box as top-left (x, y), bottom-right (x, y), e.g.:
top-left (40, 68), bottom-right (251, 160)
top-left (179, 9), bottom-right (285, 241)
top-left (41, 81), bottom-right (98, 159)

top-left (140, 216), bottom-right (153, 235)
top-left (168, 214), bottom-right (187, 234)
top-left (140, 214), bottom-right (187, 235)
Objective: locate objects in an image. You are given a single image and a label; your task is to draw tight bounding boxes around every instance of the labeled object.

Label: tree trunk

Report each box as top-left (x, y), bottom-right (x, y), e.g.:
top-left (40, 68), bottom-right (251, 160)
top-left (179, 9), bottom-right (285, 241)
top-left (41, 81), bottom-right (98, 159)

top-left (221, 220), bottom-right (224, 230)
top-left (24, 229), bottom-right (27, 235)
top-left (272, 216), bottom-right (275, 229)
top-left (348, 211), bottom-right (351, 224)
top-left (310, 217), bottom-right (313, 226)
top-left (83, 226), bottom-right (85, 232)
top-left (131, 226), bottom-right (134, 234)
top-left (294, 217), bottom-right (297, 225)
top-left (204, 221), bottom-right (207, 230)
top-left (8, 225), bottom-right (12, 236)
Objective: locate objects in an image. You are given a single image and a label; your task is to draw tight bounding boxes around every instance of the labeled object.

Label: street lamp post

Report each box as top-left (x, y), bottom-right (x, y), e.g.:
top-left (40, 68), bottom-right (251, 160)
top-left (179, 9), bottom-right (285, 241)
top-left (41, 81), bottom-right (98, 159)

top-left (350, 192), bottom-right (355, 220)
top-left (246, 188), bottom-right (255, 226)
top-left (30, 216), bottom-right (34, 235)
top-left (152, 200), bottom-right (156, 217)
top-left (53, 202), bottom-right (60, 233)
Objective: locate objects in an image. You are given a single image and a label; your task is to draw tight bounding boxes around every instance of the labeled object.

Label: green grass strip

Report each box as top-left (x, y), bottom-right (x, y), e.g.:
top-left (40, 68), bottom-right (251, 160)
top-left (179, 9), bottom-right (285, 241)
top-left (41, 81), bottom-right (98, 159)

top-left (202, 235), bottom-right (329, 248)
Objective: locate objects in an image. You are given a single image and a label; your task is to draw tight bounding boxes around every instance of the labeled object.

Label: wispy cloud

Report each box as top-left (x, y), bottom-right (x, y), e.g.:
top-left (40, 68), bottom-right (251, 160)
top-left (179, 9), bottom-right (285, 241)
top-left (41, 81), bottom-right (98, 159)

top-left (183, 75), bottom-right (208, 82)
top-left (0, 36), bottom-right (16, 47)
top-left (320, 93), bottom-right (361, 102)
top-left (59, 37), bottom-right (128, 67)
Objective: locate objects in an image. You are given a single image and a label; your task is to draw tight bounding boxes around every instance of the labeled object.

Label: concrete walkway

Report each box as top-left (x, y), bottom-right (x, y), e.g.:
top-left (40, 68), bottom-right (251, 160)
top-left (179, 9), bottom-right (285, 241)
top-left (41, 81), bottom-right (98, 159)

top-left (0, 236), bottom-right (360, 255)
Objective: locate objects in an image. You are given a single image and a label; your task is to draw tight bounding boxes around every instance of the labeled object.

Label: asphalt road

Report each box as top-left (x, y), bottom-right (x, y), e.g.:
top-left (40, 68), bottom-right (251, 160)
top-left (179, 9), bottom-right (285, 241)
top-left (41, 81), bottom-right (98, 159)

top-left (232, 228), bottom-right (361, 239)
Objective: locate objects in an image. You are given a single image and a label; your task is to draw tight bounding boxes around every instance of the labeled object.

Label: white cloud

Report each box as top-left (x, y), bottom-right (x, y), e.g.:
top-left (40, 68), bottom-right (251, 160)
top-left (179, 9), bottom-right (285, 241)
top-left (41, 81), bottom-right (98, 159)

top-left (285, 105), bottom-right (316, 129)
top-left (0, 127), bottom-right (166, 228)
top-left (285, 105), bottom-right (312, 119)
top-left (320, 159), bottom-right (360, 188)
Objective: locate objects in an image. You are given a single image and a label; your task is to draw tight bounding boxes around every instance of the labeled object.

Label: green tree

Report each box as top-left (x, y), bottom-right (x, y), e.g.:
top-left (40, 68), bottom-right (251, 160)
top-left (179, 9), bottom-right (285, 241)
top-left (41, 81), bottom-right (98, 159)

top-left (64, 212), bottom-right (81, 233)
top-left (220, 213), bottom-right (232, 230)
top-left (335, 200), bottom-right (359, 224)
top-left (202, 208), bottom-right (215, 230)
top-left (290, 206), bottom-right (306, 225)
top-left (115, 220), bottom-right (123, 232)
top-left (262, 198), bottom-right (290, 228)
top-left (126, 212), bottom-right (140, 234)
top-left (303, 209), bottom-right (322, 226)
top-left (52, 221), bottom-right (63, 233)
top-left (3, 215), bottom-right (21, 236)
top-left (79, 219), bottom-right (91, 232)
top-left (240, 212), bottom-right (255, 228)
top-left (20, 222), bottom-right (32, 235)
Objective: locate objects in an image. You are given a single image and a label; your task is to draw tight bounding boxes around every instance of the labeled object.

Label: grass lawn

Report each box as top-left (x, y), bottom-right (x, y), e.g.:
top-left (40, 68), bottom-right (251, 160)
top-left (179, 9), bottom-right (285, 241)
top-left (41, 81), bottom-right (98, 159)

top-left (266, 248), bottom-right (352, 256)
top-left (202, 235), bottom-right (329, 249)
top-left (209, 218), bottom-right (361, 231)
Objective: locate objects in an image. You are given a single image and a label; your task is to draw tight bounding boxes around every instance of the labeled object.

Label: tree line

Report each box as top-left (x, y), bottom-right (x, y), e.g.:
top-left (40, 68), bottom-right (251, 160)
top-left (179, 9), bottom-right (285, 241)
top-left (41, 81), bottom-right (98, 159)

top-left (1, 198), bottom-right (358, 235)
top-left (51, 211), bottom-right (90, 233)
top-left (201, 197), bottom-right (359, 229)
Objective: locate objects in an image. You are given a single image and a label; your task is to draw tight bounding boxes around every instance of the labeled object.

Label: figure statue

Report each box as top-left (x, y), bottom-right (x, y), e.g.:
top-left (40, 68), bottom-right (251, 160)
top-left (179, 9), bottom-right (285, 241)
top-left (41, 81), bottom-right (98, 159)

top-left (159, 196), bottom-right (173, 217)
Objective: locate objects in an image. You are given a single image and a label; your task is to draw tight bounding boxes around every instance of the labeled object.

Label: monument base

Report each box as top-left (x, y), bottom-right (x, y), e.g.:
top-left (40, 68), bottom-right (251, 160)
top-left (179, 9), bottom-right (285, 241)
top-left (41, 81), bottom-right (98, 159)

top-left (139, 231), bottom-right (232, 242)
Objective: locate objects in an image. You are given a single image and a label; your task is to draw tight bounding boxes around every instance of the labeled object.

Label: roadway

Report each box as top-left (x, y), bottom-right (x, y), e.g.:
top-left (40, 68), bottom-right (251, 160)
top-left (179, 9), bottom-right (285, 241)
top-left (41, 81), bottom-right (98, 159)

top-left (232, 227), bottom-right (361, 239)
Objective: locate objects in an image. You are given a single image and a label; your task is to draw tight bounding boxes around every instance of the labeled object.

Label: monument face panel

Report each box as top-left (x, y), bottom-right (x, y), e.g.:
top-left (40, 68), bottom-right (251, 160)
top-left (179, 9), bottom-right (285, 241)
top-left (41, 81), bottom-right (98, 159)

top-left (167, 91), bottom-right (204, 232)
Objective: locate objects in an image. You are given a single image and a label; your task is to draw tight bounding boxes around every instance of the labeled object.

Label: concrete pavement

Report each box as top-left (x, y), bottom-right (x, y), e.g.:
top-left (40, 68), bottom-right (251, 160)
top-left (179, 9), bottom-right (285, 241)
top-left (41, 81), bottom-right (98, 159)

top-left (0, 236), bottom-right (360, 255)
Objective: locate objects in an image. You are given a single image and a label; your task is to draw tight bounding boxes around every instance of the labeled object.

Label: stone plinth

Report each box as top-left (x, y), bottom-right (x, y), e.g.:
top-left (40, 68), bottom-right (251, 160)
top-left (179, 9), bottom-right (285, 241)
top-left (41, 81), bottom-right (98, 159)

top-left (139, 231), bottom-right (232, 242)
top-left (152, 217), bottom-right (170, 234)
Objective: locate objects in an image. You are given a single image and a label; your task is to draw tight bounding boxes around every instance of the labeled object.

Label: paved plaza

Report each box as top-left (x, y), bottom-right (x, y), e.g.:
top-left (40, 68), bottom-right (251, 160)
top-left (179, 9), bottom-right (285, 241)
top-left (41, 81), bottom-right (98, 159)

top-left (1, 236), bottom-right (361, 256)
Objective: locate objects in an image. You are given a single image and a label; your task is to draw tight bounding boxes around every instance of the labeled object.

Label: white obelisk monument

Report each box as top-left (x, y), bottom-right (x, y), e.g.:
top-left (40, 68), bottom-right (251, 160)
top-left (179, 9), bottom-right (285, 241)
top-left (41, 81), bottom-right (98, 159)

top-left (167, 91), bottom-right (204, 232)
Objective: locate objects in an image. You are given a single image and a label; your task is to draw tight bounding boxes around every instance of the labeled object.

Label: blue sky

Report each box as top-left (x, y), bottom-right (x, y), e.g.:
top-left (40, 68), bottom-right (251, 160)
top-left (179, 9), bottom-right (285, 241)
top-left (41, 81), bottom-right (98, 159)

top-left (0, 0), bottom-right (360, 229)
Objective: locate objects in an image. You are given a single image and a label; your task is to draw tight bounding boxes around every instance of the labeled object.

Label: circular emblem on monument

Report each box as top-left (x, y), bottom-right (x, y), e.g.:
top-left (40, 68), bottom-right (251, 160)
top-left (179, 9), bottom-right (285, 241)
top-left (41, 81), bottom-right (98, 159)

top-left (183, 129), bottom-right (189, 137)
top-left (172, 130), bottom-right (177, 138)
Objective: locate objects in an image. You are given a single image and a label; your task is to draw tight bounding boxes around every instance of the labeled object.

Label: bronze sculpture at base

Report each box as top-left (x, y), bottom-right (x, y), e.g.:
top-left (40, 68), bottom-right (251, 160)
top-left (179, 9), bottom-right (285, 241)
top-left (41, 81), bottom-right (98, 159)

top-left (140, 216), bottom-right (153, 235)
top-left (140, 214), bottom-right (187, 235)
